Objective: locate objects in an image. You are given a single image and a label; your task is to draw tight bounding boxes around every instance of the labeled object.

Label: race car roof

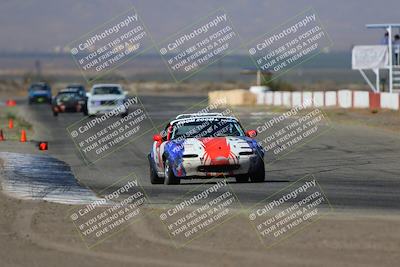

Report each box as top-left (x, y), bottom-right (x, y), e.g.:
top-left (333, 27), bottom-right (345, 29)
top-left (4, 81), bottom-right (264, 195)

top-left (59, 88), bottom-right (80, 93)
top-left (170, 114), bottom-right (239, 125)
top-left (91, 83), bottom-right (122, 88)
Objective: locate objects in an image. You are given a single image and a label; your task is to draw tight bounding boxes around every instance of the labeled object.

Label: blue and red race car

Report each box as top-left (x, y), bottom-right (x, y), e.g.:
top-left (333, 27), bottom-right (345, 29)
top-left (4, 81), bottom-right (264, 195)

top-left (148, 113), bottom-right (265, 185)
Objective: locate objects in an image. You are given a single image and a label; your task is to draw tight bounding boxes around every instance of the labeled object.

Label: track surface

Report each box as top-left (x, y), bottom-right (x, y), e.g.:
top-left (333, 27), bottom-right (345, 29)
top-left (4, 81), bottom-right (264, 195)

top-left (17, 94), bottom-right (400, 211)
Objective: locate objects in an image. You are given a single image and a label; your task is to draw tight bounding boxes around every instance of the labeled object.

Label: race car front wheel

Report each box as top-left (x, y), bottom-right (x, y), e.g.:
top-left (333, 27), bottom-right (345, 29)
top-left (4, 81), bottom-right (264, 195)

top-left (249, 159), bottom-right (265, 182)
top-left (148, 154), bottom-right (164, 184)
top-left (164, 159), bottom-right (180, 185)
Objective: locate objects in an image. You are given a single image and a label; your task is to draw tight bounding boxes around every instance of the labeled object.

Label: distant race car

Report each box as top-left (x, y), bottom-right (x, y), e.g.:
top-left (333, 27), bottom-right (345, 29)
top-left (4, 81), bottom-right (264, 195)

top-left (66, 84), bottom-right (86, 98)
top-left (52, 88), bottom-right (88, 116)
top-left (28, 82), bottom-right (52, 104)
top-left (148, 113), bottom-right (265, 185)
top-left (86, 84), bottom-right (128, 116)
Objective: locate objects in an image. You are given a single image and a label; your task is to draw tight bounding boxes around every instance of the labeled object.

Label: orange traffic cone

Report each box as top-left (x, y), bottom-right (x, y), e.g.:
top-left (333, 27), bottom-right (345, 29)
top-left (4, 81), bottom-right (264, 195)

top-left (20, 130), bottom-right (27, 142)
top-left (8, 118), bottom-right (13, 129)
top-left (0, 130), bottom-right (4, 141)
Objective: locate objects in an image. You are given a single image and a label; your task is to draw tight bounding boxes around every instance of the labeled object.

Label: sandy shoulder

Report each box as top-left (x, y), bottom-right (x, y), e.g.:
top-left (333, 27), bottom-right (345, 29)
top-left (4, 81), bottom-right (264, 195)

top-left (0, 190), bottom-right (399, 267)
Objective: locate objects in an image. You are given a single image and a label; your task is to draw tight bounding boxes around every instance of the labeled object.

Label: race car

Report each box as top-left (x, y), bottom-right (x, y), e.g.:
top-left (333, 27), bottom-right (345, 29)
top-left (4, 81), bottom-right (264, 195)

top-left (86, 84), bottom-right (128, 116)
top-left (51, 88), bottom-right (87, 116)
top-left (66, 84), bottom-right (86, 97)
top-left (148, 113), bottom-right (265, 185)
top-left (28, 82), bottom-right (52, 104)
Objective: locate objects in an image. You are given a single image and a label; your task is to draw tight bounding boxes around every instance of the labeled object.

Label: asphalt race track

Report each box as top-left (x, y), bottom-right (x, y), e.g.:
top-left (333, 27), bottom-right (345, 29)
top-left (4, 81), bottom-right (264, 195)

top-left (11, 94), bottom-right (400, 212)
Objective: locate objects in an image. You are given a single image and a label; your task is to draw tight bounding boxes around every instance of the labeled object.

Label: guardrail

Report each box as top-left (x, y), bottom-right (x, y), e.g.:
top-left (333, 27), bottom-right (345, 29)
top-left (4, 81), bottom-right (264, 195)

top-left (255, 90), bottom-right (400, 111)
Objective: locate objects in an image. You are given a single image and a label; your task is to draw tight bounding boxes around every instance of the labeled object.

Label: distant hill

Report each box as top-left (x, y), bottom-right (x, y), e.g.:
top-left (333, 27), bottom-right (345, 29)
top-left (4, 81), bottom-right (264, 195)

top-left (0, 0), bottom-right (399, 52)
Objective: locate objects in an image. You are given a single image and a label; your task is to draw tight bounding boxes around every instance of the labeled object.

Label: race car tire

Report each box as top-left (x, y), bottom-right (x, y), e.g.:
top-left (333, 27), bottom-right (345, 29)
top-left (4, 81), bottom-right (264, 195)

top-left (249, 159), bottom-right (265, 182)
top-left (235, 175), bottom-right (249, 183)
top-left (148, 154), bottom-right (164, 184)
top-left (164, 159), bottom-right (180, 185)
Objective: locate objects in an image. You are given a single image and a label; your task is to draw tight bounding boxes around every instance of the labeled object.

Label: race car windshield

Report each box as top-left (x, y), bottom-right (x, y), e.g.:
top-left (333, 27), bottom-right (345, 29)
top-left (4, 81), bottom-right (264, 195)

top-left (171, 119), bottom-right (245, 139)
top-left (93, 86), bottom-right (121, 95)
top-left (57, 92), bottom-right (79, 101)
top-left (67, 85), bottom-right (84, 90)
top-left (30, 85), bottom-right (48, 91)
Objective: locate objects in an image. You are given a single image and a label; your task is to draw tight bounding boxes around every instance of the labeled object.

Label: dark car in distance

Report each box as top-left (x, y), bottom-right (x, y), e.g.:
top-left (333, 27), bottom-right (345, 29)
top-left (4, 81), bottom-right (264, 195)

top-left (28, 82), bottom-right (52, 104)
top-left (52, 88), bottom-right (88, 116)
top-left (66, 84), bottom-right (86, 97)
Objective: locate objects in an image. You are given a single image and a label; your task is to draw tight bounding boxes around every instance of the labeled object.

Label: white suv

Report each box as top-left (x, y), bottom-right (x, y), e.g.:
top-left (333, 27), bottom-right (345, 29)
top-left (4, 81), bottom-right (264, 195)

top-left (86, 84), bottom-right (128, 116)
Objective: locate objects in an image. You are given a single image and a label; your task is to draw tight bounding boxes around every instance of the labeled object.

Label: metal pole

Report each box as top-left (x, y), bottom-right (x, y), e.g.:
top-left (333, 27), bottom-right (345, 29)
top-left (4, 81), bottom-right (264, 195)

top-left (376, 69), bottom-right (380, 92)
top-left (360, 69), bottom-right (377, 92)
top-left (388, 26), bottom-right (393, 93)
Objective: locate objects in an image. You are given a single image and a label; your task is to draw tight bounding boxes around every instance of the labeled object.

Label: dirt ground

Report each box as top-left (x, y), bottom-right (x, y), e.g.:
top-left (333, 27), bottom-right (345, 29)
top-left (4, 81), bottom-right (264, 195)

top-left (246, 105), bottom-right (400, 134)
top-left (1, 90), bottom-right (399, 266)
top-left (318, 108), bottom-right (400, 134)
top-left (0, 189), bottom-right (399, 267)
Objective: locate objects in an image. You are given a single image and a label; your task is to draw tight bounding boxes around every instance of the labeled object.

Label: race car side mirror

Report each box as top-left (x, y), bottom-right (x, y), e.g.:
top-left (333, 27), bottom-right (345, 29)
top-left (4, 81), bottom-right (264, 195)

top-left (245, 129), bottom-right (257, 138)
top-left (153, 134), bottom-right (163, 142)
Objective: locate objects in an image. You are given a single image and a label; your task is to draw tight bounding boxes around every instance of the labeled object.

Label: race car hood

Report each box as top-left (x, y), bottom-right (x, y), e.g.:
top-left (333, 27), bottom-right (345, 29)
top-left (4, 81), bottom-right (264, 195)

top-left (56, 99), bottom-right (81, 106)
top-left (166, 136), bottom-right (262, 164)
top-left (30, 90), bottom-right (50, 96)
top-left (182, 136), bottom-right (253, 153)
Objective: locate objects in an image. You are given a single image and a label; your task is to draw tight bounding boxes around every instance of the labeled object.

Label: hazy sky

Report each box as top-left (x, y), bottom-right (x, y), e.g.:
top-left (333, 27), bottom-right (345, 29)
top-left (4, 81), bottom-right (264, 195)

top-left (0, 0), bottom-right (399, 52)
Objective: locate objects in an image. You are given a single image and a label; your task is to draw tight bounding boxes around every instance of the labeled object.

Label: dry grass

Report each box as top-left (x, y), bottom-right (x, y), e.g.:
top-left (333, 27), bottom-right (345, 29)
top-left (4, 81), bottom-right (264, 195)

top-left (0, 106), bottom-right (33, 141)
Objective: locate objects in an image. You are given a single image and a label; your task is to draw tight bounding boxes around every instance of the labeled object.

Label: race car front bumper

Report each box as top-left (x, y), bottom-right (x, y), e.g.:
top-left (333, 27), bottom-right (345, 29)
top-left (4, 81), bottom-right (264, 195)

top-left (53, 104), bottom-right (82, 113)
top-left (29, 95), bottom-right (51, 103)
top-left (176, 154), bottom-right (262, 178)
